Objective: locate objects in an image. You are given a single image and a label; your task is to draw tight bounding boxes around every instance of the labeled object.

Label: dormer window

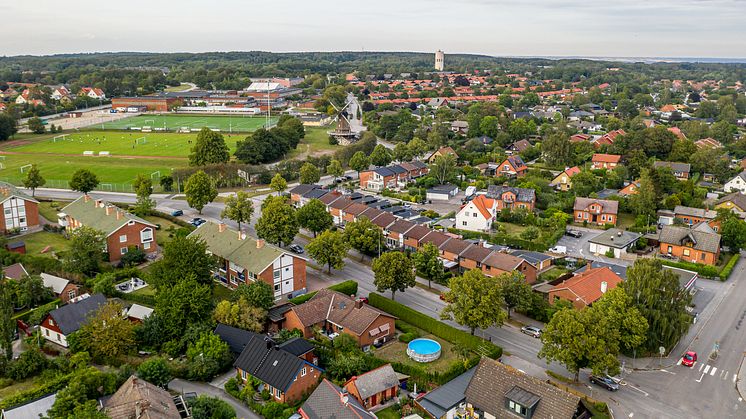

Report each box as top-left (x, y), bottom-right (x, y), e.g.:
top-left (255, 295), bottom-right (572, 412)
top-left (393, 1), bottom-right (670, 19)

top-left (504, 386), bottom-right (540, 419)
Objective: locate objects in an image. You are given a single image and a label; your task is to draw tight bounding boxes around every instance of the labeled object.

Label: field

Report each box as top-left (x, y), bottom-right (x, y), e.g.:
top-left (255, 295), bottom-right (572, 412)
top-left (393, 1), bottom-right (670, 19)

top-left (101, 114), bottom-right (276, 132)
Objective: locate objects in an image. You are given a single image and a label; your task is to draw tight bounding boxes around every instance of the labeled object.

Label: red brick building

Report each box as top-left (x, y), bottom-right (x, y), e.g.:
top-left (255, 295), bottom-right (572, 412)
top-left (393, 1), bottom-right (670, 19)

top-left (0, 182), bottom-right (40, 233)
top-left (111, 96), bottom-right (179, 112)
top-left (573, 197), bottom-right (618, 226)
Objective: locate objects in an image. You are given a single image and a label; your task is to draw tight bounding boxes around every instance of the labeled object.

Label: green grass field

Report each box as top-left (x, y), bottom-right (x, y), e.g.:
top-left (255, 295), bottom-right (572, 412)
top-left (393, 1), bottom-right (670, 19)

top-left (101, 114), bottom-right (276, 132)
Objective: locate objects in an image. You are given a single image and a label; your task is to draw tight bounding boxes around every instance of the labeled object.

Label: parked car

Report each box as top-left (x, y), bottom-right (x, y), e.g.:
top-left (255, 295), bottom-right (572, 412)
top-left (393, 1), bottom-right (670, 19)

top-left (681, 351), bottom-right (697, 367)
top-left (565, 229), bottom-right (583, 238)
top-left (589, 375), bottom-right (619, 391)
top-left (520, 326), bottom-right (542, 338)
top-left (548, 246), bottom-right (567, 255)
top-left (344, 175), bottom-right (354, 181)
top-left (659, 253), bottom-right (677, 260)
top-left (190, 217), bottom-right (206, 227)
top-left (170, 209), bottom-right (183, 217)
top-left (357, 296), bottom-right (369, 304)
top-left (288, 244), bottom-right (304, 254)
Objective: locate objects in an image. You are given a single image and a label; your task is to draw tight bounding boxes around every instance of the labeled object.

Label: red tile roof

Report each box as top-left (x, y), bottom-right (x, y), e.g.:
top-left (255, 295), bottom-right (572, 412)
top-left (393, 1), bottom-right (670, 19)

top-left (550, 267), bottom-right (623, 306)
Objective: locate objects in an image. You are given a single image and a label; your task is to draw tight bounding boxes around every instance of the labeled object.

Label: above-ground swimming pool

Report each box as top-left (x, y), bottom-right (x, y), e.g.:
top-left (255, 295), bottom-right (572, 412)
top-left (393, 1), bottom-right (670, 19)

top-left (407, 338), bottom-right (442, 363)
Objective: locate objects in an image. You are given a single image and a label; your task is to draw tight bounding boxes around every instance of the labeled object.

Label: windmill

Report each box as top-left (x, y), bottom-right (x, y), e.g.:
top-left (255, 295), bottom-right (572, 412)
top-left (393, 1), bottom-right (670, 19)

top-left (328, 97), bottom-right (359, 144)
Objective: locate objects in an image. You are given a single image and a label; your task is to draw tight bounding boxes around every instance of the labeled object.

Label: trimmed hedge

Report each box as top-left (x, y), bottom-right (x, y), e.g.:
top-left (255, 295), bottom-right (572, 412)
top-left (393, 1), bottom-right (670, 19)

top-left (719, 253), bottom-right (741, 281)
top-left (11, 299), bottom-right (61, 323)
top-left (0, 373), bottom-right (72, 410)
top-left (659, 259), bottom-right (720, 279)
top-left (367, 293), bottom-right (502, 359)
top-left (288, 280), bottom-right (359, 305)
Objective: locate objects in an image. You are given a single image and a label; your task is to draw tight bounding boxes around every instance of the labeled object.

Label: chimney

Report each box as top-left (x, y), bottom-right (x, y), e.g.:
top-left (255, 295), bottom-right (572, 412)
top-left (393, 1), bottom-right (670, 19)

top-left (218, 222), bottom-right (227, 233)
top-left (94, 199), bottom-right (103, 208)
top-left (601, 281), bottom-right (608, 294)
top-left (256, 239), bottom-right (265, 249)
top-left (116, 210), bottom-right (123, 220)
top-left (105, 205), bottom-right (114, 216)
top-left (355, 299), bottom-right (364, 309)
top-left (84, 194), bottom-right (91, 202)
top-left (617, 231), bottom-right (622, 237)
top-left (340, 388), bottom-right (349, 406)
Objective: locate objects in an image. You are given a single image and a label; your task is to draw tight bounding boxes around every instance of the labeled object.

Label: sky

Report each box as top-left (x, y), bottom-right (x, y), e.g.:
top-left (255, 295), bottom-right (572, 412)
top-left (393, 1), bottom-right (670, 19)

top-left (2, 0), bottom-right (745, 58)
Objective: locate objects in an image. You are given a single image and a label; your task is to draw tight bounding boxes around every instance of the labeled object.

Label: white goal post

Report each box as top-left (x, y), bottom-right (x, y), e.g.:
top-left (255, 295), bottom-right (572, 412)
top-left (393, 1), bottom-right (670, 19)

top-left (150, 171), bottom-right (161, 180)
top-left (99, 183), bottom-right (113, 191)
top-left (19, 164), bottom-right (33, 173)
top-left (52, 134), bottom-right (69, 143)
top-left (135, 136), bottom-right (147, 145)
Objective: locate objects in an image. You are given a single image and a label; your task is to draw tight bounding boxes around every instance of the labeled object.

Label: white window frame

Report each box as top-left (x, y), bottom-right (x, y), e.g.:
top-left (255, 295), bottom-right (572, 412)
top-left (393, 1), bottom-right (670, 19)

top-left (120, 247), bottom-right (128, 255)
top-left (119, 234), bottom-right (127, 243)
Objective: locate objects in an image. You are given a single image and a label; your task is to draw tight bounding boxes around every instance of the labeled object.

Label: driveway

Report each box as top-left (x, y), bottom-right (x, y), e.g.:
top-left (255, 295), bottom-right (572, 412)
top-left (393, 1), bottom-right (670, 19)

top-left (168, 378), bottom-right (260, 419)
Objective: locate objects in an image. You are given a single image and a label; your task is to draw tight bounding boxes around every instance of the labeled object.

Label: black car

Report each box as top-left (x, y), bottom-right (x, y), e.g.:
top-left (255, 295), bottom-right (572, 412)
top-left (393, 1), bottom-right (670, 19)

top-left (565, 229), bottom-right (583, 238)
top-left (288, 244), bottom-right (304, 254)
top-left (589, 375), bottom-right (619, 391)
top-left (190, 217), bottom-right (206, 227)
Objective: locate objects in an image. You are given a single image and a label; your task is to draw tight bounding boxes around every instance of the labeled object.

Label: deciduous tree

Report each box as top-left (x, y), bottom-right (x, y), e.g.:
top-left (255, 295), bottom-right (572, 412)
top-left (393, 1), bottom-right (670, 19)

top-left (296, 198), bottom-right (333, 237)
top-left (344, 217), bottom-right (384, 259)
top-left (221, 191), bottom-right (254, 230)
top-left (370, 144), bottom-right (393, 167)
top-left (412, 243), bottom-right (447, 288)
top-left (155, 277), bottom-right (214, 341)
top-left (372, 251), bottom-right (415, 301)
top-left (81, 301), bottom-right (136, 360)
top-left (70, 169), bottom-right (99, 194)
top-left (299, 162), bottom-right (321, 184)
top-left (232, 281), bottom-right (274, 310)
top-left (189, 127), bottom-right (230, 166)
top-left (255, 195), bottom-right (299, 247)
top-left (349, 151), bottom-right (370, 177)
top-left (137, 358), bottom-right (173, 388)
top-left (186, 332), bottom-right (232, 381)
top-left (64, 226), bottom-right (105, 276)
top-left (213, 297), bottom-right (266, 332)
top-left (430, 154), bottom-right (457, 185)
top-left (269, 173), bottom-right (287, 195)
top-left (185, 170), bottom-right (217, 214)
top-left (306, 230), bottom-right (349, 273)
top-left (133, 174), bottom-right (155, 215)
top-left (441, 269), bottom-right (505, 335)
top-left (22, 164), bottom-right (45, 196)
top-left (495, 271), bottom-right (533, 319)
top-left (326, 159), bottom-right (344, 180)
top-left (150, 235), bottom-right (214, 288)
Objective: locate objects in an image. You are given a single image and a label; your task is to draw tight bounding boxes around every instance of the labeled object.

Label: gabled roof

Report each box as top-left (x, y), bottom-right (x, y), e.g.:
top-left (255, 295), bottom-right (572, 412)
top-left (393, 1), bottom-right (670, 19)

top-left (592, 153), bottom-right (621, 164)
top-left (420, 231), bottom-right (452, 248)
top-left (277, 337), bottom-right (314, 357)
top-left (387, 219), bottom-right (416, 234)
top-left (345, 364), bottom-right (399, 401)
top-left (482, 252), bottom-right (525, 271)
top-left (658, 224), bottom-right (720, 253)
top-left (674, 205), bottom-right (717, 220)
top-left (3, 262), bottom-right (28, 280)
top-left (300, 379), bottom-right (375, 419)
top-left (467, 195), bottom-right (494, 220)
top-left (0, 181), bottom-right (38, 205)
top-left (104, 376), bottom-right (181, 419)
top-left (465, 358), bottom-right (582, 419)
top-left (404, 224), bottom-right (431, 241)
top-left (359, 207), bottom-right (384, 221)
top-left (716, 192), bottom-right (746, 210)
top-left (563, 166), bottom-right (581, 177)
top-left (461, 245), bottom-right (493, 264)
top-left (47, 293), bottom-right (107, 335)
top-left (573, 197), bottom-right (619, 215)
top-left (508, 139), bottom-right (532, 152)
top-left (319, 191), bottom-right (343, 205)
top-left (418, 367), bottom-right (476, 419)
top-left (61, 196), bottom-right (155, 236)
top-left (486, 185), bottom-right (536, 203)
top-left (510, 250), bottom-right (552, 265)
top-left (234, 337), bottom-right (313, 392)
top-left (289, 184), bottom-right (320, 196)
top-left (439, 238), bottom-right (473, 256)
top-left (0, 392), bottom-right (56, 419)
top-left (288, 289), bottom-right (395, 336)
top-left (214, 323), bottom-right (260, 355)
top-left (371, 212), bottom-right (396, 229)
top-left (550, 267), bottom-right (623, 306)
top-left (344, 203), bottom-right (370, 217)
top-left (372, 167), bottom-right (395, 177)
top-left (330, 197), bottom-right (354, 210)
top-left (40, 273), bottom-right (71, 295)
top-left (695, 137), bottom-right (722, 150)
top-left (653, 161), bottom-right (691, 174)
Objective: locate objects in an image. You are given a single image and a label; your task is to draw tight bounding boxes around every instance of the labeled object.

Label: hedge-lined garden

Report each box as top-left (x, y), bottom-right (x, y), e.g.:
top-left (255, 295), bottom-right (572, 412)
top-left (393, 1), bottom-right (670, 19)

top-left (659, 253), bottom-right (740, 281)
top-left (288, 280), bottom-right (358, 305)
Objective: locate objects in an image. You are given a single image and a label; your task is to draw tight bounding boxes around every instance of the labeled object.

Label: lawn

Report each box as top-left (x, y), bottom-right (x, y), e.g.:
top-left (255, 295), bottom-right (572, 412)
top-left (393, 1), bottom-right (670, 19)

top-left (143, 215), bottom-right (187, 246)
top-left (213, 283), bottom-right (233, 302)
top-left (101, 114), bottom-right (276, 132)
top-left (497, 221), bottom-right (528, 236)
top-left (0, 377), bottom-right (36, 400)
top-left (287, 124), bottom-right (341, 159)
top-left (538, 266), bottom-right (570, 282)
top-left (617, 212), bottom-right (636, 229)
top-left (164, 83), bottom-right (192, 92)
top-left (38, 201), bottom-right (64, 222)
top-left (375, 406), bottom-right (401, 419)
top-left (374, 331), bottom-right (459, 374)
top-left (19, 231), bottom-right (70, 257)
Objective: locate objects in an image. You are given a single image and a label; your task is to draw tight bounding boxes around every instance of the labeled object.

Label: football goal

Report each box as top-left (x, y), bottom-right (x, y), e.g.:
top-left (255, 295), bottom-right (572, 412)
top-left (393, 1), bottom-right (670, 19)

top-left (150, 171), bottom-right (161, 180)
top-left (135, 136), bottom-right (147, 145)
top-left (52, 134), bottom-right (69, 143)
top-left (19, 164), bottom-right (33, 173)
top-left (100, 183), bottom-right (113, 191)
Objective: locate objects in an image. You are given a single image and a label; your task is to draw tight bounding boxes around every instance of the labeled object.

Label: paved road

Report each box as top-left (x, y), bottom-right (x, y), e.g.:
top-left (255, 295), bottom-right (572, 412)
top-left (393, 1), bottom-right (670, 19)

top-left (169, 378), bottom-right (260, 419)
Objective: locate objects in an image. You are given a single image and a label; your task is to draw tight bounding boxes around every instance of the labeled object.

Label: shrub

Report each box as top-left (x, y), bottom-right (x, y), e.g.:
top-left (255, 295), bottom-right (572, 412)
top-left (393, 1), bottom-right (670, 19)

top-left (289, 280), bottom-right (358, 305)
top-left (0, 372), bottom-right (72, 410)
top-left (398, 333), bottom-right (416, 343)
top-left (719, 253), bottom-right (740, 281)
top-left (658, 259), bottom-right (720, 278)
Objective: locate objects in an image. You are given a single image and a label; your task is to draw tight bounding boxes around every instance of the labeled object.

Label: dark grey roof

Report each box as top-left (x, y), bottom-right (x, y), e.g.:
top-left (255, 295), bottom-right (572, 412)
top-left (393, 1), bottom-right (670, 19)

top-left (410, 160), bottom-right (428, 169)
top-left (588, 228), bottom-right (642, 249)
top-left (234, 337), bottom-right (318, 392)
top-left (653, 161), bottom-right (691, 174)
top-left (428, 184), bottom-right (458, 193)
top-left (360, 195), bottom-right (378, 205)
top-left (389, 165), bottom-right (407, 175)
top-left (277, 337), bottom-right (314, 357)
top-left (290, 184), bottom-right (319, 196)
top-left (510, 250), bottom-right (552, 264)
top-left (47, 294), bottom-right (107, 335)
top-left (486, 185), bottom-right (536, 203)
top-left (214, 323), bottom-right (260, 355)
top-left (367, 200), bottom-right (391, 210)
top-left (300, 379), bottom-right (375, 419)
top-left (304, 189), bottom-right (330, 199)
top-left (267, 303), bottom-right (294, 322)
top-left (575, 261), bottom-right (628, 279)
top-left (373, 167), bottom-right (395, 177)
top-left (658, 223), bottom-right (720, 253)
top-left (505, 385), bottom-right (541, 409)
top-left (418, 367), bottom-right (476, 418)
top-left (674, 205), bottom-right (717, 219)
top-left (663, 266), bottom-right (698, 290)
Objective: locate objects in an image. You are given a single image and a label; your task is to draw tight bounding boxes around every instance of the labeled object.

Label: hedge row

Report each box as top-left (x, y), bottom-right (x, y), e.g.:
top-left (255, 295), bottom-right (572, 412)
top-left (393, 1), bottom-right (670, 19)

top-left (367, 293), bottom-right (502, 359)
top-left (288, 280), bottom-right (359, 305)
top-left (11, 299), bottom-right (61, 322)
top-left (0, 372), bottom-right (72, 410)
top-left (719, 253), bottom-right (741, 280)
top-left (121, 292), bottom-right (156, 307)
top-left (450, 227), bottom-right (564, 252)
top-left (659, 259), bottom-right (721, 279)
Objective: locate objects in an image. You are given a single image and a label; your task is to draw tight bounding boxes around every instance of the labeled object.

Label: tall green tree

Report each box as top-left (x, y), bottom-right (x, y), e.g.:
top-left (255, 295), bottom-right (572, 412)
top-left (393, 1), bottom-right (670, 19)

top-left (133, 174), bottom-right (155, 215)
top-left (28, 117), bottom-right (45, 134)
top-left (189, 127), bottom-right (230, 166)
top-left (296, 198), bottom-right (333, 237)
top-left (441, 269), bottom-right (505, 335)
top-left (22, 164), bottom-right (45, 197)
top-left (543, 132), bottom-right (572, 167)
top-left (0, 283), bottom-right (13, 361)
top-left (571, 170), bottom-right (600, 197)
top-left (232, 282), bottom-right (274, 310)
top-left (299, 162), bottom-right (321, 184)
top-left (327, 159), bottom-right (344, 180)
top-left (64, 226), bottom-right (105, 276)
top-left (629, 168), bottom-right (657, 218)
top-left (344, 217), bottom-right (384, 259)
top-left (80, 301), bottom-right (136, 361)
top-left (155, 277), bottom-right (214, 341)
top-left (186, 332), bottom-right (232, 381)
top-left (717, 209), bottom-right (746, 251)
top-left (412, 243), bottom-right (447, 289)
top-left (185, 170), bottom-right (217, 214)
top-left (0, 113), bottom-right (17, 141)
top-left (137, 358), bottom-right (173, 388)
top-left (495, 271), bottom-right (533, 319)
top-left (306, 230), bottom-right (350, 274)
top-left (150, 235), bottom-right (215, 288)
top-left (220, 191), bottom-right (254, 230)
top-left (349, 151), bottom-right (370, 177)
top-left (189, 395), bottom-right (236, 419)
top-left (372, 251), bottom-right (415, 301)
top-left (370, 144), bottom-right (393, 167)
top-left (430, 154), bottom-right (457, 185)
top-left (255, 196), bottom-right (299, 247)
top-left (70, 169), bottom-right (99, 194)
top-left (213, 298), bottom-right (265, 332)
top-left (269, 173), bottom-right (288, 195)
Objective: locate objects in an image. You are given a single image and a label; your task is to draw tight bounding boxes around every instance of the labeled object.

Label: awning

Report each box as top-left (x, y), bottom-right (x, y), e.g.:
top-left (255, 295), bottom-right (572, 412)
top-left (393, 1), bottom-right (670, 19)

top-left (369, 327), bottom-right (380, 336)
top-left (379, 323), bottom-right (390, 332)
top-left (438, 257), bottom-right (458, 269)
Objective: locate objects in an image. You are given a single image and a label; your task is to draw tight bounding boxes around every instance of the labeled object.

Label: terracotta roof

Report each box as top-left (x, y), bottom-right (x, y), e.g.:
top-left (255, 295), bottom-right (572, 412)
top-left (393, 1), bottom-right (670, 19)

top-left (564, 166), bottom-right (581, 177)
top-left (482, 252), bottom-right (524, 271)
top-left (549, 267), bottom-right (623, 306)
top-left (359, 207), bottom-right (384, 221)
top-left (695, 137), bottom-right (722, 149)
top-left (371, 212), bottom-right (396, 229)
top-left (668, 127), bottom-right (688, 140)
top-left (405, 224), bottom-right (431, 241)
top-left (319, 191), bottom-right (343, 205)
top-left (289, 289), bottom-right (395, 336)
top-left (3, 262), bottom-right (28, 280)
top-left (344, 203), bottom-right (369, 217)
top-left (330, 197), bottom-right (354, 210)
top-left (592, 153), bottom-right (621, 164)
top-left (469, 195), bottom-right (494, 220)
top-left (573, 197), bottom-right (619, 215)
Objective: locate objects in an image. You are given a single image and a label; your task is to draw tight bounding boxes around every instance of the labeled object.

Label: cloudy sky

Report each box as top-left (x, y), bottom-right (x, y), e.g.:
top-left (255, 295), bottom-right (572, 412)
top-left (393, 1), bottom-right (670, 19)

top-left (2, 0), bottom-right (744, 58)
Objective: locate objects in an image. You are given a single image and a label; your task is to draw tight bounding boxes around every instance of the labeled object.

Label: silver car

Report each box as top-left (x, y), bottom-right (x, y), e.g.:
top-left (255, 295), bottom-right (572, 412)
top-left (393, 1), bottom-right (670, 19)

top-left (521, 326), bottom-right (542, 338)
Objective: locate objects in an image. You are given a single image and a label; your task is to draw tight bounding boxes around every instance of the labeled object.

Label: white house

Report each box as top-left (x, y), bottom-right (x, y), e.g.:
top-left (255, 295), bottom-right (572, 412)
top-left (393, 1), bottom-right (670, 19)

top-left (724, 172), bottom-right (746, 194)
top-left (588, 229), bottom-right (641, 259)
top-left (455, 195), bottom-right (495, 232)
top-left (426, 184), bottom-right (458, 201)
top-left (79, 87), bottom-right (106, 100)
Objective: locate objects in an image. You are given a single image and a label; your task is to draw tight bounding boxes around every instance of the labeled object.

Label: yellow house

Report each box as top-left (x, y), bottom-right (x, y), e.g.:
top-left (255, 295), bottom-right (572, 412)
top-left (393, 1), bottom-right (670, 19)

top-left (550, 166), bottom-right (580, 191)
top-left (715, 192), bottom-right (746, 212)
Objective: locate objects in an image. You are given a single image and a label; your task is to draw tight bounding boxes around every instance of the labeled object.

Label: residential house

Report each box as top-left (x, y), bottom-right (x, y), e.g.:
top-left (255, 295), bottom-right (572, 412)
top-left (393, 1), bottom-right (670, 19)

top-left (464, 358), bottom-right (590, 419)
top-left (50, 86), bottom-right (70, 100)
top-left (591, 154), bottom-right (621, 170)
top-left (458, 245), bottom-right (493, 274)
top-left (0, 182), bottom-right (40, 233)
top-left (724, 172), bottom-right (746, 194)
top-left (188, 221), bottom-right (307, 299)
top-left (695, 137), bottom-right (722, 150)
top-left (455, 187), bottom-right (536, 232)
top-left (618, 180), bottom-right (640, 197)
top-left (428, 146), bottom-right (459, 163)
top-left (658, 223), bottom-right (721, 265)
top-left (3, 263), bottom-right (27, 280)
top-left (384, 219), bottom-right (415, 249)
top-left (214, 323), bottom-right (260, 356)
top-left (588, 229), bottom-right (641, 258)
top-left (299, 379), bottom-right (376, 419)
top-left (550, 166), bottom-right (581, 191)
top-left (40, 273), bottom-right (80, 304)
top-left (674, 206), bottom-right (719, 230)
top-left (510, 250), bottom-right (553, 272)
top-left (438, 238), bottom-right (473, 271)
top-left (507, 139), bottom-right (532, 155)
top-left (0, 393), bottom-right (57, 419)
top-left (593, 129), bottom-right (626, 148)
top-left (329, 197), bottom-right (354, 224)
top-left (548, 267), bottom-right (623, 309)
top-left (343, 364), bottom-right (400, 410)
top-left (482, 252), bottom-right (538, 283)
top-left (427, 97), bottom-right (449, 109)
top-left (653, 161), bottom-right (691, 181)
top-left (40, 293), bottom-right (107, 347)
top-left (79, 87), bottom-right (106, 99)
top-left (416, 367), bottom-right (476, 419)
top-left (474, 135), bottom-right (494, 145)
top-left (570, 133), bottom-right (591, 143)
top-left (359, 162), bottom-right (428, 192)
top-left (496, 156), bottom-right (528, 178)
top-left (283, 289), bottom-right (396, 348)
top-left (403, 224), bottom-right (432, 251)
top-left (289, 184), bottom-right (324, 207)
top-left (715, 192), bottom-right (746, 213)
top-left (125, 304), bottom-right (153, 324)
top-left (573, 197), bottom-right (619, 226)
top-left (450, 121), bottom-right (469, 134)
top-left (341, 202), bottom-right (370, 224)
top-left (234, 336), bottom-right (322, 404)
top-left (103, 376), bottom-right (183, 419)
top-left (60, 196), bottom-right (157, 262)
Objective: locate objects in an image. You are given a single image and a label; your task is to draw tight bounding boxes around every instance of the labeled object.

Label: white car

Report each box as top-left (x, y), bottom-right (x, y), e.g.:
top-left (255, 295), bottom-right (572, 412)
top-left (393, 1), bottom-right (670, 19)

top-left (328, 332), bottom-right (339, 340)
top-left (548, 246), bottom-right (567, 255)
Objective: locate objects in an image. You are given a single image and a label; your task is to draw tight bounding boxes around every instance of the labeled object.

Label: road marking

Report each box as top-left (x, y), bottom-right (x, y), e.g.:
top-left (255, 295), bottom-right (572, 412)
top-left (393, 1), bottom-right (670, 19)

top-left (721, 370), bottom-right (728, 379)
top-left (735, 374), bottom-right (739, 383)
top-left (659, 369), bottom-right (676, 375)
top-left (699, 363), bottom-right (705, 371)
top-left (676, 358), bottom-right (682, 366)
top-left (704, 365), bottom-right (711, 374)
top-left (711, 367), bottom-right (718, 376)
top-left (696, 373), bottom-right (706, 383)
top-left (627, 384), bottom-right (649, 397)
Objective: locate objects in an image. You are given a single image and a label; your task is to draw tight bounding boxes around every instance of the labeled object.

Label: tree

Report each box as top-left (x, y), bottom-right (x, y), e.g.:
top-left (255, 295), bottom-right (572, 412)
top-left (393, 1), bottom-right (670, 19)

top-left (185, 170), bottom-right (217, 214)
top-left (81, 301), bottom-right (136, 360)
top-left (255, 195), bottom-right (299, 247)
top-left (299, 162), bottom-right (321, 184)
top-left (393, 142), bottom-right (413, 162)
top-left (372, 251), bottom-right (415, 301)
top-left (28, 117), bottom-right (45, 134)
top-left (408, 137), bottom-right (429, 159)
top-left (441, 269), bottom-right (505, 335)
top-left (629, 168), bottom-right (657, 218)
top-left (717, 209), bottom-right (746, 252)
top-left (189, 127), bottom-right (230, 166)
top-left (213, 297), bottom-right (266, 332)
top-left (306, 230), bottom-right (350, 274)
top-left (69, 169), bottom-right (99, 194)
top-left (133, 174), bottom-right (155, 215)
top-left (571, 170), bottom-right (600, 197)
top-left (221, 191), bottom-right (254, 230)
top-left (296, 198), bottom-right (333, 237)
top-left (430, 154), bottom-right (457, 185)
top-left (0, 283), bottom-right (13, 361)
top-left (155, 277), bottom-right (214, 341)
top-left (0, 113), bottom-right (17, 141)
top-left (22, 164), bottom-right (45, 196)
top-left (621, 259), bottom-right (692, 354)
top-left (232, 281), bottom-right (274, 310)
top-left (495, 272), bottom-right (533, 319)
top-left (160, 175), bottom-right (174, 192)
top-left (370, 144), bottom-right (393, 167)
top-left (344, 217), bottom-right (384, 259)
top-left (137, 358), bottom-right (173, 388)
top-left (269, 173), bottom-right (288, 195)
top-left (327, 159), bottom-right (344, 180)
top-left (189, 395), bottom-right (236, 419)
top-left (543, 132), bottom-right (572, 167)
top-left (64, 226), bottom-right (105, 276)
top-left (150, 235), bottom-right (214, 289)
top-left (349, 151), bottom-right (370, 177)
top-left (412, 243), bottom-right (447, 288)
top-left (520, 226), bottom-right (540, 241)
top-left (186, 332), bottom-right (233, 381)
top-left (479, 115), bottom-right (500, 139)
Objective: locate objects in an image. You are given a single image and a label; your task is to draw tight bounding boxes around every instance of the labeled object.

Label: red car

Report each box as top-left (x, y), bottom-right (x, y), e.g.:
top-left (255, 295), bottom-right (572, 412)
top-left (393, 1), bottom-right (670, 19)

top-left (681, 351), bottom-right (697, 367)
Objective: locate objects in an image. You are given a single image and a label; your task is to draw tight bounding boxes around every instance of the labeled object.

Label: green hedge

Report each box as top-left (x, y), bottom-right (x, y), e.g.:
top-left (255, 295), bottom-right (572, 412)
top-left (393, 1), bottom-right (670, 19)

top-left (11, 299), bottom-right (61, 322)
top-left (449, 227), bottom-right (563, 252)
top-left (719, 253), bottom-right (741, 281)
top-left (122, 292), bottom-right (156, 307)
top-left (659, 259), bottom-right (720, 279)
top-left (289, 280), bottom-right (359, 305)
top-left (367, 293), bottom-right (502, 359)
top-left (0, 373), bottom-right (72, 410)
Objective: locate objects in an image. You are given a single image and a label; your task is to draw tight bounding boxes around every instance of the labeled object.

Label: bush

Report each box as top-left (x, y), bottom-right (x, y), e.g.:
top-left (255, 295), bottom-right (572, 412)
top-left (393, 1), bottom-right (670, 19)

top-left (658, 259), bottom-right (720, 279)
top-left (289, 280), bottom-right (358, 305)
top-left (398, 333), bottom-right (417, 343)
top-left (0, 372), bottom-right (72, 410)
top-left (719, 253), bottom-right (740, 281)
top-left (6, 349), bottom-right (48, 380)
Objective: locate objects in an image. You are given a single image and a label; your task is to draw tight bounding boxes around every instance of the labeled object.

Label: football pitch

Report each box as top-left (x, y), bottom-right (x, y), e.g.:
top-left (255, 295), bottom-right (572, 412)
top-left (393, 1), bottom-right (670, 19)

top-left (101, 114), bottom-right (277, 132)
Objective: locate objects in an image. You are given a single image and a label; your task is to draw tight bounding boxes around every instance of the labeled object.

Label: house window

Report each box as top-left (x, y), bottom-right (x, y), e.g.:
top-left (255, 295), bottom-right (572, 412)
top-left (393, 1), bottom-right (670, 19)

top-left (506, 400), bottom-right (528, 417)
top-left (577, 213), bottom-right (582, 219)
top-left (119, 234), bottom-right (127, 243)
top-left (274, 284), bottom-right (280, 292)
top-left (667, 246), bottom-right (673, 254)
top-left (121, 247), bottom-right (128, 255)
top-left (683, 249), bottom-right (690, 257)
top-left (301, 367), bottom-right (307, 377)
top-left (141, 228), bottom-right (153, 243)
top-left (143, 242), bottom-right (151, 250)
top-left (462, 221), bottom-right (467, 226)
top-left (273, 270), bottom-right (280, 279)
top-left (601, 215), bottom-right (606, 221)
top-left (68, 290), bottom-right (76, 300)
top-left (473, 213), bottom-right (477, 218)
top-left (45, 329), bottom-right (49, 336)
top-left (701, 253), bottom-right (706, 261)
top-left (241, 370), bottom-right (247, 380)
top-left (274, 388), bottom-right (281, 398)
